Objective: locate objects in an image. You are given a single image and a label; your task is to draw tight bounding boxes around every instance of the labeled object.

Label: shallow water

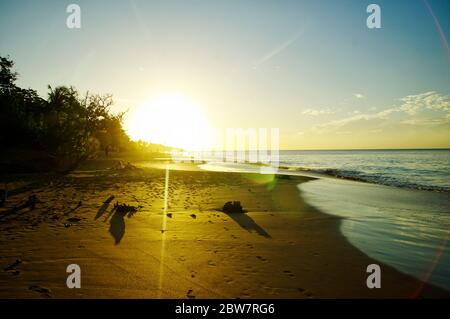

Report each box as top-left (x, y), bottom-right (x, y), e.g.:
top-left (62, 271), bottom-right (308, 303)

top-left (299, 178), bottom-right (450, 291)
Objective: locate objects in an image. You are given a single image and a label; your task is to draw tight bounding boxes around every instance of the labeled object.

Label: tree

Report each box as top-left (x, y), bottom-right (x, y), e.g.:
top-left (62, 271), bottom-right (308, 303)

top-left (0, 56), bottom-right (18, 89)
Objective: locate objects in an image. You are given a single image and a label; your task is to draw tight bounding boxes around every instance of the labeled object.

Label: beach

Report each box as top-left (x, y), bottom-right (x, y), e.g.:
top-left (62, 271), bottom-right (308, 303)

top-left (0, 155), bottom-right (448, 298)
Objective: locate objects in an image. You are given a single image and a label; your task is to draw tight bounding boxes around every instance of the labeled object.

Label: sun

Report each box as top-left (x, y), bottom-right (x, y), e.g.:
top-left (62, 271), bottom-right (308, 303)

top-left (125, 93), bottom-right (212, 151)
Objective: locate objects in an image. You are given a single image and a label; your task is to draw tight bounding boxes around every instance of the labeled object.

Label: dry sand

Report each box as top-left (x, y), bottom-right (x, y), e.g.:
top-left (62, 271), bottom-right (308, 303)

top-left (0, 157), bottom-right (448, 298)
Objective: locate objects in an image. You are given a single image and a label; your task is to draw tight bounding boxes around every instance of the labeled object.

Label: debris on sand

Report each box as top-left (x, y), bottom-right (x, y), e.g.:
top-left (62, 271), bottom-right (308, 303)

top-left (114, 201), bottom-right (138, 215)
top-left (4, 259), bottom-right (22, 271)
top-left (190, 214), bottom-right (197, 219)
top-left (186, 289), bottom-right (196, 299)
top-left (222, 201), bottom-right (245, 214)
top-left (167, 213), bottom-right (173, 218)
top-left (112, 161), bottom-right (139, 171)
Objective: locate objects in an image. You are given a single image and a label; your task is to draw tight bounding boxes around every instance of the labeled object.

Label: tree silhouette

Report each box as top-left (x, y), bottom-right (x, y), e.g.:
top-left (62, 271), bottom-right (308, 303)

top-left (0, 55), bottom-right (134, 172)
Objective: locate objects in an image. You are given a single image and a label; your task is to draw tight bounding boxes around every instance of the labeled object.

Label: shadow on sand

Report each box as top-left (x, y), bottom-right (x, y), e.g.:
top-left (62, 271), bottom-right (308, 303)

top-left (109, 209), bottom-right (125, 245)
top-left (95, 195), bottom-right (115, 220)
top-left (103, 200), bottom-right (139, 245)
top-left (224, 212), bottom-right (271, 239)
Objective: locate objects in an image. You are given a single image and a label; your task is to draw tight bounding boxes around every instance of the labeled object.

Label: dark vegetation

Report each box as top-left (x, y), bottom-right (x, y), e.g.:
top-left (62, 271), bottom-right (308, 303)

top-left (0, 56), bottom-right (170, 173)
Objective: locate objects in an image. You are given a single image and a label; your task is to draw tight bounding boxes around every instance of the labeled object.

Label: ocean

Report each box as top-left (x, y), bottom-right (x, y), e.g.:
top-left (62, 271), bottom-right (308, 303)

top-left (279, 149), bottom-right (450, 192)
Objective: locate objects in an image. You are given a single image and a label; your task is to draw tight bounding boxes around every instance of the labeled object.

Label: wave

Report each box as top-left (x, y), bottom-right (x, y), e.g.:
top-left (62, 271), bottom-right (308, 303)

top-left (284, 166), bottom-right (450, 193)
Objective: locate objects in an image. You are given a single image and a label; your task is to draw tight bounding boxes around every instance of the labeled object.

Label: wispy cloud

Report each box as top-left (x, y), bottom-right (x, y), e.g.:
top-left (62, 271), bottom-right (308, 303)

top-left (302, 108), bottom-right (335, 116)
top-left (399, 91), bottom-right (450, 115)
top-left (401, 117), bottom-right (450, 126)
top-left (338, 93), bottom-right (366, 106)
top-left (314, 91), bottom-right (450, 133)
top-left (314, 113), bottom-right (383, 131)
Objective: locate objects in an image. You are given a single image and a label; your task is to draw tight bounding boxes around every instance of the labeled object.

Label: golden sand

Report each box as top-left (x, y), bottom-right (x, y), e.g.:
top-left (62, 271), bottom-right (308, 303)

top-left (0, 157), bottom-right (448, 298)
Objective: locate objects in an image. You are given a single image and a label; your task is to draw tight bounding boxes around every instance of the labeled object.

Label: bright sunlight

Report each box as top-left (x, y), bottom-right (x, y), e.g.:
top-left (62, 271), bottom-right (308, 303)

top-left (125, 93), bottom-right (212, 151)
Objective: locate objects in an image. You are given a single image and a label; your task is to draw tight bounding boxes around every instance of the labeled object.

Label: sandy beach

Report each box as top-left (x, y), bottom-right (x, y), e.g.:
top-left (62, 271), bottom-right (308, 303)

top-left (0, 155), bottom-right (448, 299)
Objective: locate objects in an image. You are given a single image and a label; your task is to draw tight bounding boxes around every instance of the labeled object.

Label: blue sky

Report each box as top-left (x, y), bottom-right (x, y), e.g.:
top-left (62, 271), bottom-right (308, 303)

top-left (0, 0), bottom-right (449, 149)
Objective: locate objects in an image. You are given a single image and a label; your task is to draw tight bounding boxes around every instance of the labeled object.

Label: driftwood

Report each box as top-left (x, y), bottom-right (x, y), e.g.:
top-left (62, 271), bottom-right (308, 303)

top-left (222, 201), bottom-right (245, 214)
top-left (114, 201), bottom-right (138, 215)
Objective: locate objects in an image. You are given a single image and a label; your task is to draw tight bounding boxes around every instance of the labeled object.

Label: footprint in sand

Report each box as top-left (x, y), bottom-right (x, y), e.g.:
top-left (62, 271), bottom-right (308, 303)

top-left (224, 275), bottom-right (234, 284)
top-left (298, 288), bottom-right (314, 298)
top-left (29, 285), bottom-right (52, 298)
top-left (256, 255), bottom-right (267, 262)
top-left (207, 260), bottom-right (216, 267)
top-left (283, 270), bottom-right (295, 277)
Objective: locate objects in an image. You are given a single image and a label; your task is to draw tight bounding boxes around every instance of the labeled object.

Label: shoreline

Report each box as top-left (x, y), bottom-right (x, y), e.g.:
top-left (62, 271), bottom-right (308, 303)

top-left (0, 158), bottom-right (449, 298)
top-left (198, 161), bottom-right (450, 194)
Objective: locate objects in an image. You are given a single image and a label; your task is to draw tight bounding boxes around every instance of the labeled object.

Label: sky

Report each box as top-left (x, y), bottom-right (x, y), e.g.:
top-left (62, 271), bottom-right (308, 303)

top-left (0, 0), bottom-right (449, 149)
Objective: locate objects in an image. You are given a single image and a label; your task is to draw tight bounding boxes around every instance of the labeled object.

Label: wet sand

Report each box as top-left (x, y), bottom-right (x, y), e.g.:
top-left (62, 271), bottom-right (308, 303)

top-left (0, 157), bottom-right (448, 298)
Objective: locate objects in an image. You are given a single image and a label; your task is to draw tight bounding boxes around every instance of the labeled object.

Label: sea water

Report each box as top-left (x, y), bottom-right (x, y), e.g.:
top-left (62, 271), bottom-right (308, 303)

top-left (279, 149), bottom-right (450, 192)
top-left (299, 178), bottom-right (449, 292)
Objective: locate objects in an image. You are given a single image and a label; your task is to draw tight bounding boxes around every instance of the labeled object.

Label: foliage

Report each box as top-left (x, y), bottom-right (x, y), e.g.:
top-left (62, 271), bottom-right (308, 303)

top-left (0, 56), bottom-right (133, 171)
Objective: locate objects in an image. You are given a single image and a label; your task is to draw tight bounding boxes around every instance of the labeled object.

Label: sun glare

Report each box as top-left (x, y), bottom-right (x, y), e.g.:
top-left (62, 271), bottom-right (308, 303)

top-left (125, 93), bottom-right (212, 151)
